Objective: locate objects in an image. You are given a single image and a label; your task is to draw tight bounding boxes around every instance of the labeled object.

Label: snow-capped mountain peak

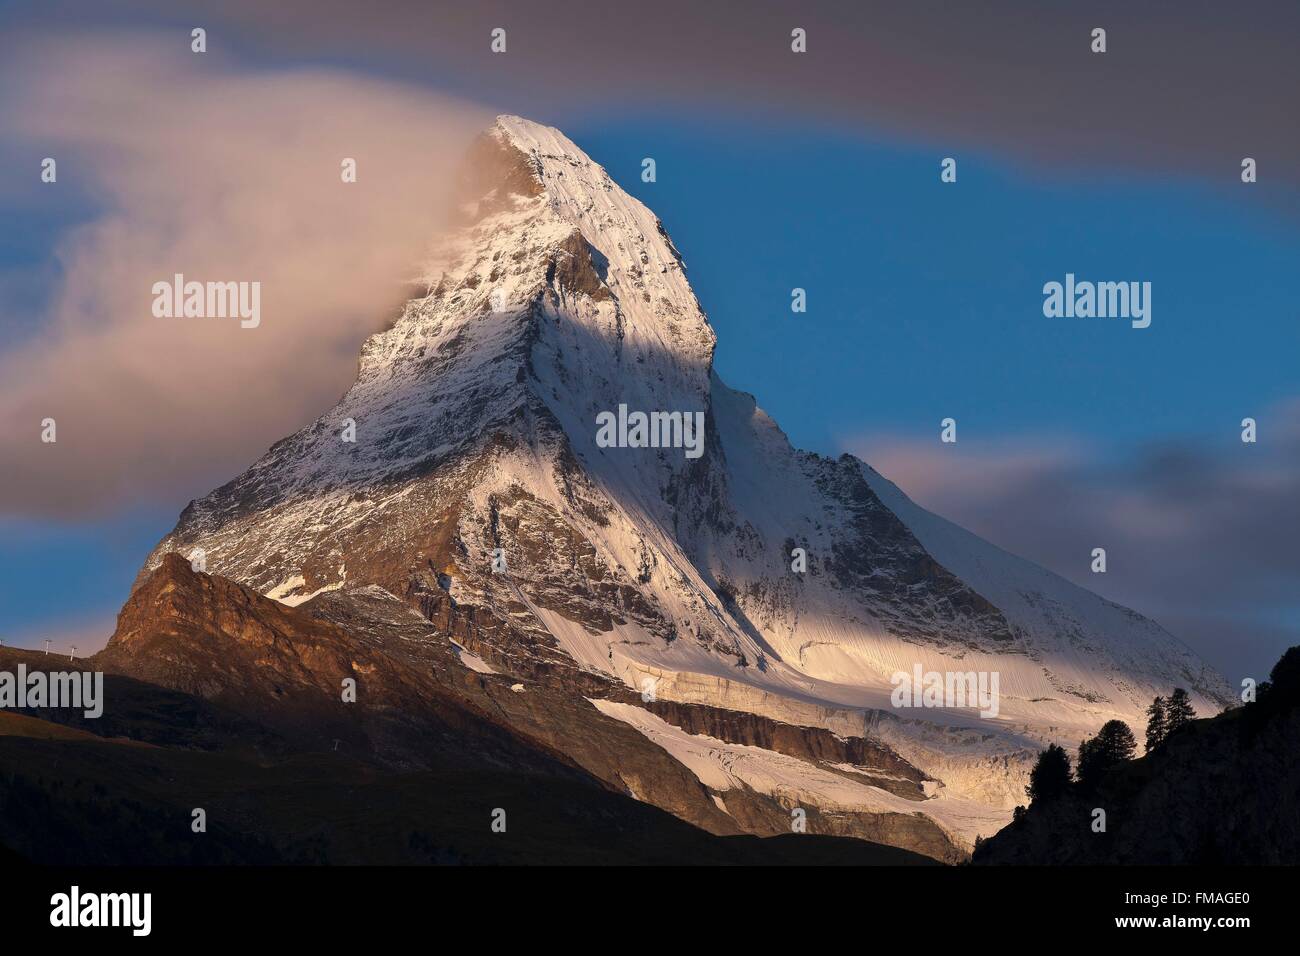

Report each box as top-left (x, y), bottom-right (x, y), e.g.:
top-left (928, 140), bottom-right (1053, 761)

top-left (136, 116), bottom-right (1230, 851)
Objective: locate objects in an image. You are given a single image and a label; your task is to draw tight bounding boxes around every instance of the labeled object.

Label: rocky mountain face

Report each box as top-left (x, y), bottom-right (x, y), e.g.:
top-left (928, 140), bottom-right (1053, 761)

top-left (113, 116), bottom-right (1231, 860)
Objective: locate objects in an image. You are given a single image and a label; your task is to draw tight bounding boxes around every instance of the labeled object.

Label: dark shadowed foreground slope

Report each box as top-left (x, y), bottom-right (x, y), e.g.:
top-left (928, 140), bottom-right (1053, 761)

top-left (0, 556), bottom-right (940, 865)
top-left (974, 650), bottom-right (1300, 865)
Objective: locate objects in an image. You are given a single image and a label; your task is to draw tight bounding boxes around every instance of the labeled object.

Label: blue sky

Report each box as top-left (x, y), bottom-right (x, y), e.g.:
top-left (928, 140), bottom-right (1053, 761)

top-left (1, 9), bottom-right (1297, 682)
top-left (569, 115), bottom-right (1299, 453)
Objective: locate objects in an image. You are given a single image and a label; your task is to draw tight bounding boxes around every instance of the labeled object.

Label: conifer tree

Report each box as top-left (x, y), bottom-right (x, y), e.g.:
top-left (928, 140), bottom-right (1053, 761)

top-left (1165, 688), bottom-right (1196, 735)
top-left (1025, 743), bottom-right (1072, 803)
top-left (1077, 720), bottom-right (1136, 788)
top-left (1144, 696), bottom-right (1168, 753)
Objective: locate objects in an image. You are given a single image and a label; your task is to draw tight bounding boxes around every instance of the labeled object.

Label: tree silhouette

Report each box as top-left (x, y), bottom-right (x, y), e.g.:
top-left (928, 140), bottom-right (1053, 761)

top-left (1265, 646), bottom-right (1300, 705)
top-left (1164, 688), bottom-right (1196, 736)
top-left (1025, 743), bottom-right (1072, 803)
top-left (1244, 646), bottom-right (1300, 740)
top-left (1144, 696), bottom-right (1168, 753)
top-left (1077, 720), bottom-right (1137, 788)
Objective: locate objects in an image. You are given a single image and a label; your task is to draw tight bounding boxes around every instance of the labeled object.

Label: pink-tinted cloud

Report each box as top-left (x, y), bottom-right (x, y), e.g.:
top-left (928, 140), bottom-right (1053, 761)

top-left (0, 34), bottom-right (492, 518)
top-left (851, 437), bottom-right (1086, 517)
top-left (13, 0), bottom-right (1297, 196)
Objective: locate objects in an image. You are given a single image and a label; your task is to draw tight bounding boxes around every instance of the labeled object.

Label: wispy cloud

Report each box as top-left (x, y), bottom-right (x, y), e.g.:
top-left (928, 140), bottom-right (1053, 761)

top-left (0, 33), bottom-right (491, 518)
